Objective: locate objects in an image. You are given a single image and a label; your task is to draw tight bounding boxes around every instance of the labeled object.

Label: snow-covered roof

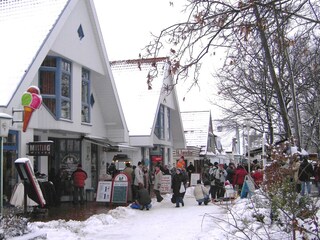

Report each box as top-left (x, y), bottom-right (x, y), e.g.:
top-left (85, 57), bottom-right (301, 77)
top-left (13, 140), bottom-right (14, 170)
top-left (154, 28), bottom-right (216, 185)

top-left (181, 110), bottom-right (211, 147)
top-left (0, 0), bottom-right (68, 107)
top-left (110, 58), bottom-right (168, 136)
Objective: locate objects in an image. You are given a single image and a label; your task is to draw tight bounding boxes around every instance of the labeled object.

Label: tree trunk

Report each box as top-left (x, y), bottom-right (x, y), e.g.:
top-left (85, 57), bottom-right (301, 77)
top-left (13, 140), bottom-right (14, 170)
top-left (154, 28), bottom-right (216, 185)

top-left (253, 4), bottom-right (292, 139)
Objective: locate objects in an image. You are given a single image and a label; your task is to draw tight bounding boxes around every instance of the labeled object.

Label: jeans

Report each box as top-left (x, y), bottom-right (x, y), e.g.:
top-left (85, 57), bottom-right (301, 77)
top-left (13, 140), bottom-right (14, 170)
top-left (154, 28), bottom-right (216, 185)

top-left (300, 181), bottom-right (311, 196)
top-left (197, 196), bottom-right (210, 205)
top-left (73, 186), bottom-right (85, 204)
top-left (175, 196), bottom-right (184, 207)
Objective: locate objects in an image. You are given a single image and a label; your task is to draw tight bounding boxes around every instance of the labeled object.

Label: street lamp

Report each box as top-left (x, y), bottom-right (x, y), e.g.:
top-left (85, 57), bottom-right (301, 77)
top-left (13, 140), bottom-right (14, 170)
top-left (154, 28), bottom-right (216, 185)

top-left (0, 113), bottom-right (13, 216)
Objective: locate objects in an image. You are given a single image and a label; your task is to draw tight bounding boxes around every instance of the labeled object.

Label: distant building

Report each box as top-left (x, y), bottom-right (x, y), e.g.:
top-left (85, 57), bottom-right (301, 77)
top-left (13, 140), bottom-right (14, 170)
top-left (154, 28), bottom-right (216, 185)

top-left (174, 110), bottom-right (216, 172)
top-left (110, 58), bottom-right (185, 170)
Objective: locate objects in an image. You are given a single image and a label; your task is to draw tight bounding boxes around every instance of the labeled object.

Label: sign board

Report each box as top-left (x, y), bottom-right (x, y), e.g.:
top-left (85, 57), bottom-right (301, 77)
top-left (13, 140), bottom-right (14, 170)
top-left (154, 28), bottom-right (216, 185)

top-left (96, 181), bottom-right (112, 202)
top-left (190, 173), bottom-right (200, 186)
top-left (14, 158), bottom-right (46, 207)
top-left (27, 141), bottom-right (54, 156)
top-left (160, 175), bottom-right (172, 193)
top-left (111, 173), bottom-right (128, 204)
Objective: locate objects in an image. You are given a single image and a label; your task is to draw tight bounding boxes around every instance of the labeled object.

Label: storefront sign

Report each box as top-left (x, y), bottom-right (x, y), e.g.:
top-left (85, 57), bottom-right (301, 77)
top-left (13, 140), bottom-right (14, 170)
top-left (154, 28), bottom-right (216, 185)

top-left (96, 181), bottom-right (112, 202)
top-left (111, 173), bottom-right (128, 204)
top-left (160, 175), bottom-right (172, 193)
top-left (27, 141), bottom-right (53, 156)
top-left (190, 173), bottom-right (200, 186)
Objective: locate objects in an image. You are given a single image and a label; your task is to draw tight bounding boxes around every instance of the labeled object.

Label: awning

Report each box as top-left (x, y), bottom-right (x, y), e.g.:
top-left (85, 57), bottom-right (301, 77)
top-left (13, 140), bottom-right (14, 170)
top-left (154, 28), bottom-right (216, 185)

top-left (82, 135), bottom-right (113, 147)
top-left (83, 136), bottom-right (139, 152)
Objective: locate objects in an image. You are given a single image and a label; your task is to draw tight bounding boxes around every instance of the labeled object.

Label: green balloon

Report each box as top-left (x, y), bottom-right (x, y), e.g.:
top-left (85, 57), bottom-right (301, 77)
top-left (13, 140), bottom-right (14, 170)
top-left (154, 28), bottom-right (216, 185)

top-left (21, 92), bottom-right (32, 106)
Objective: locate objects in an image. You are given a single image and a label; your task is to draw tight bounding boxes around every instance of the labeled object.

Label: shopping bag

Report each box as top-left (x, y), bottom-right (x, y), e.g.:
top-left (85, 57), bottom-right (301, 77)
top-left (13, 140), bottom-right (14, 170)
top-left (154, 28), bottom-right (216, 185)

top-left (179, 182), bottom-right (186, 193)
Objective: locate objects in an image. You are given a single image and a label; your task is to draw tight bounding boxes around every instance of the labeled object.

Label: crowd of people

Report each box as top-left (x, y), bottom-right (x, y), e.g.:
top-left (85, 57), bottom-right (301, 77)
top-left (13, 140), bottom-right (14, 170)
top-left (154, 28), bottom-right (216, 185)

top-left (105, 153), bottom-right (320, 210)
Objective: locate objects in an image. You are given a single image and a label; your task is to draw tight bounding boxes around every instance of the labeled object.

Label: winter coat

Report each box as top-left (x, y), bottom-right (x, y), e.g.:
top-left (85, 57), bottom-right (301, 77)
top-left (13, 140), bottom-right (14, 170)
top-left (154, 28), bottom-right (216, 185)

top-left (172, 171), bottom-right (187, 197)
top-left (251, 170), bottom-right (263, 187)
top-left (226, 166), bottom-right (236, 184)
top-left (123, 166), bottom-right (133, 184)
top-left (187, 164), bottom-right (195, 174)
top-left (134, 166), bottom-right (144, 186)
top-left (291, 160), bottom-right (300, 182)
top-left (233, 167), bottom-right (248, 186)
top-left (72, 168), bottom-right (87, 188)
top-left (314, 165), bottom-right (320, 182)
top-left (193, 183), bottom-right (209, 201)
top-left (137, 187), bottom-right (151, 205)
top-left (298, 160), bottom-right (314, 182)
top-left (153, 169), bottom-right (163, 191)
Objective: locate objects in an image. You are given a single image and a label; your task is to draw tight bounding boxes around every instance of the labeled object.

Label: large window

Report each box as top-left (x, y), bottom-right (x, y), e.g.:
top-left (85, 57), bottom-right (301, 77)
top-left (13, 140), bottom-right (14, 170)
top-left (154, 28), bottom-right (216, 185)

top-left (39, 56), bottom-right (72, 120)
top-left (166, 107), bottom-right (171, 140)
top-left (154, 104), bottom-right (165, 139)
top-left (81, 68), bottom-right (90, 123)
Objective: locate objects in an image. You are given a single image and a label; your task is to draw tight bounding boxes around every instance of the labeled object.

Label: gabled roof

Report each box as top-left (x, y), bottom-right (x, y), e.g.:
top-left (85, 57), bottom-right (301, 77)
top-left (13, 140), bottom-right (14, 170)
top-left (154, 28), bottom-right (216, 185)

top-left (0, 0), bottom-right (128, 142)
top-left (110, 58), bottom-right (168, 136)
top-left (181, 110), bottom-right (212, 147)
top-left (0, 0), bottom-right (69, 106)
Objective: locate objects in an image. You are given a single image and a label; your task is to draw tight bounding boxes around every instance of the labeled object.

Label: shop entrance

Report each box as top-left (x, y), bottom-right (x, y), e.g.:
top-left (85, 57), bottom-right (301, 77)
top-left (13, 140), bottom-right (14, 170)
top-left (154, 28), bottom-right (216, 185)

top-left (48, 138), bottom-right (81, 202)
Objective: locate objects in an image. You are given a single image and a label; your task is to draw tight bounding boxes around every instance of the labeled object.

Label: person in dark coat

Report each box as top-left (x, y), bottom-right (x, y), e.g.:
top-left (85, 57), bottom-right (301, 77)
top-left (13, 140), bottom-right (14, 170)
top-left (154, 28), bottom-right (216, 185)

top-left (314, 162), bottom-right (320, 196)
top-left (186, 162), bottom-right (195, 186)
top-left (226, 162), bottom-right (236, 185)
top-left (298, 157), bottom-right (314, 196)
top-left (172, 168), bottom-right (187, 207)
top-left (71, 164), bottom-right (87, 204)
top-left (136, 184), bottom-right (152, 210)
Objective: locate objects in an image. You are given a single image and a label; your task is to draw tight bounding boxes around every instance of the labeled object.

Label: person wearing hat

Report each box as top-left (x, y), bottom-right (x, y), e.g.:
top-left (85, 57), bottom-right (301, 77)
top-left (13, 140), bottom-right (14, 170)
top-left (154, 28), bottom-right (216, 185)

top-left (71, 163), bottom-right (88, 204)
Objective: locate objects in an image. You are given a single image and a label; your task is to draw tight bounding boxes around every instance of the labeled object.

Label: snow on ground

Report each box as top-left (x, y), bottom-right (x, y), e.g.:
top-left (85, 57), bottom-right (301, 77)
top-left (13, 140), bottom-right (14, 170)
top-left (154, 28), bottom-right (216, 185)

top-left (7, 187), bottom-right (320, 240)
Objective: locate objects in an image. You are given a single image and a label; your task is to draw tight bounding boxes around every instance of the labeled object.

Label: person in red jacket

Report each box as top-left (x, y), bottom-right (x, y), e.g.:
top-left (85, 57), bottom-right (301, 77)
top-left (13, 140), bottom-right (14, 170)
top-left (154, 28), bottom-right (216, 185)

top-left (251, 167), bottom-right (263, 189)
top-left (71, 164), bottom-right (88, 204)
top-left (233, 165), bottom-right (248, 194)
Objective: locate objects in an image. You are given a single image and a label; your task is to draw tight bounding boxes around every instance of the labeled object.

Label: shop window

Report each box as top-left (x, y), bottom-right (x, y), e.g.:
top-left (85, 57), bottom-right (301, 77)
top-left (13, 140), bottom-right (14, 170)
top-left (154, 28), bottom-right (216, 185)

top-left (39, 56), bottom-right (72, 120)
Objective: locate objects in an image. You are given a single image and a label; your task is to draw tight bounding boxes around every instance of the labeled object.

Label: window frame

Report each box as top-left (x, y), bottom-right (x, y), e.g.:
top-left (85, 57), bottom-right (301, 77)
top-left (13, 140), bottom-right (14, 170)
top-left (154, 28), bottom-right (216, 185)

top-left (39, 56), bottom-right (72, 120)
top-left (81, 68), bottom-right (91, 123)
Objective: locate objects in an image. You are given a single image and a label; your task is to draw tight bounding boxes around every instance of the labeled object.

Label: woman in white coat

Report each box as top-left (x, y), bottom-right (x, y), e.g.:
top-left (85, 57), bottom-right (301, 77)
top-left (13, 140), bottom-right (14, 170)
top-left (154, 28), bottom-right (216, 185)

top-left (193, 179), bottom-right (210, 205)
top-left (153, 165), bottom-right (164, 202)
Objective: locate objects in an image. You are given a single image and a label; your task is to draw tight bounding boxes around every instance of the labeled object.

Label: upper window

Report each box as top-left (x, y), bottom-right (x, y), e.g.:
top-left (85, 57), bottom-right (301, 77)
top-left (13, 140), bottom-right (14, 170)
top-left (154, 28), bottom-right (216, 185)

top-left (39, 56), bottom-right (72, 120)
top-left (77, 24), bottom-right (84, 40)
top-left (166, 107), bottom-right (171, 140)
top-left (154, 105), bottom-right (165, 139)
top-left (81, 68), bottom-right (91, 123)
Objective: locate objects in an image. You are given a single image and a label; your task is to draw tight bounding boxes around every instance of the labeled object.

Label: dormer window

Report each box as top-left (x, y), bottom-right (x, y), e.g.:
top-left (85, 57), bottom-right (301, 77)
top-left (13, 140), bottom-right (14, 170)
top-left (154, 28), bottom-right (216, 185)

top-left (77, 24), bottom-right (84, 40)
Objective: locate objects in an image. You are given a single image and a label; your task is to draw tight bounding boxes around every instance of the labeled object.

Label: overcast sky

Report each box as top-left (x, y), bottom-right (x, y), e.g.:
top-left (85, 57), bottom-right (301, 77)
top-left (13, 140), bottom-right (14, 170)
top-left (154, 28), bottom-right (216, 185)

top-left (93, 0), bottom-right (223, 117)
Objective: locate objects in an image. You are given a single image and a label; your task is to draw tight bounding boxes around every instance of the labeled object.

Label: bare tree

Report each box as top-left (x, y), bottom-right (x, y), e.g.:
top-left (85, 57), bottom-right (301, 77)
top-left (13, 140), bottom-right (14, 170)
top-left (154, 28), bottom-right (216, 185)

top-left (144, 0), bottom-right (320, 142)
